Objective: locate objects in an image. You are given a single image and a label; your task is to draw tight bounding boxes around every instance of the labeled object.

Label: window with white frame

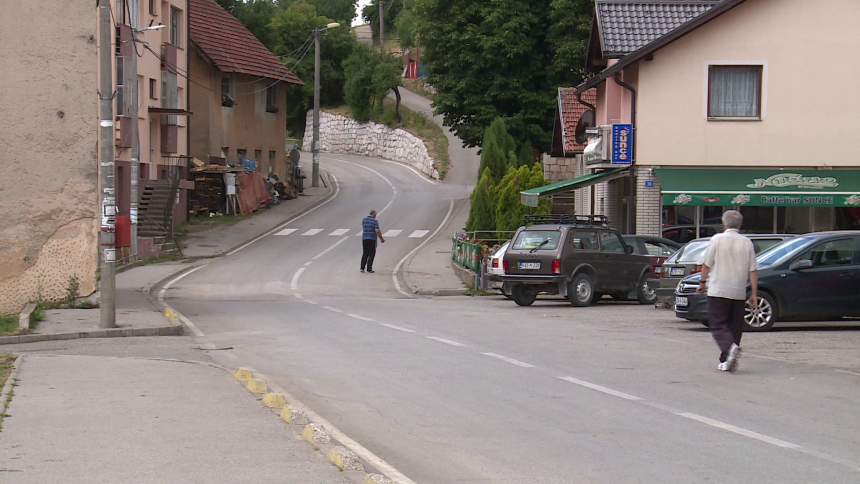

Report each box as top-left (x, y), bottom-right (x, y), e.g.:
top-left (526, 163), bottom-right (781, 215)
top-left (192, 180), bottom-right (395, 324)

top-left (170, 7), bottom-right (182, 47)
top-left (707, 65), bottom-right (763, 119)
top-left (161, 70), bottom-right (179, 125)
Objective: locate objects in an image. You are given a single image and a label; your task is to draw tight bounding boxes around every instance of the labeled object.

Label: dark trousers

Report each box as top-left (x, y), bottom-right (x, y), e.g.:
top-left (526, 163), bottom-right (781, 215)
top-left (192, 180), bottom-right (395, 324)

top-left (707, 296), bottom-right (745, 362)
top-left (361, 239), bottom-right (377, 271)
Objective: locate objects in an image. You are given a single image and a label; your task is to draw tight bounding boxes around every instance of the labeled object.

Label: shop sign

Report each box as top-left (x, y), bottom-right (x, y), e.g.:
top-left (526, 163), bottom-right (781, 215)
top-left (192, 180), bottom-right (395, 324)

top-left (611, 124), bottom-right (633, 166)
top-left (663, 193), bottom-right (860, 207)
top-left (747, 173), bottom-right (839, 189)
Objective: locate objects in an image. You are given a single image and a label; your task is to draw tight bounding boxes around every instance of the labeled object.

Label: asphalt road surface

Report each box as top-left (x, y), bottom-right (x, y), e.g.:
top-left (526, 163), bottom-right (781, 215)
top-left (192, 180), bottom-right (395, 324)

top-left (165, 152), bottom-right (860, 484)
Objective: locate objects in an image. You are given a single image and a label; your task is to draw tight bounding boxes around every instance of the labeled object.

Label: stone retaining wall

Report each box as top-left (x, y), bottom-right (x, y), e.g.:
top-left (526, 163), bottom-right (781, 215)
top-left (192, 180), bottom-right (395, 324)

top-left (303, 111), bottom-right (440, 180)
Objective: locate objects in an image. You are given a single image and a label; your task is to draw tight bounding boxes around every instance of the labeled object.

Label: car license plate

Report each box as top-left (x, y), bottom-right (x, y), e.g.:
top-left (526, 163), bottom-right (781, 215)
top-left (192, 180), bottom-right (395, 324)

top-left (519, 262), bottom-right (541, 270)
top-left (675, 296), bottom-right (688, 307)
top-left (670, 267), bottom-right (686, 276)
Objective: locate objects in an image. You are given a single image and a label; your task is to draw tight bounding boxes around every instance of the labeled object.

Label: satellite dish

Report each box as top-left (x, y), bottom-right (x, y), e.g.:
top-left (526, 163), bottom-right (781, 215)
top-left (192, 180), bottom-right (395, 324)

top-left (575, 110), bottom-right (595, 144)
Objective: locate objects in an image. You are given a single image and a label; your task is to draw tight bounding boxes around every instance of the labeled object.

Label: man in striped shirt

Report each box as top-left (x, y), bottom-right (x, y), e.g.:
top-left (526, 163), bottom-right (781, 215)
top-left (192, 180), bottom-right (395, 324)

top-left (361, 210), bottom-right (385, 273)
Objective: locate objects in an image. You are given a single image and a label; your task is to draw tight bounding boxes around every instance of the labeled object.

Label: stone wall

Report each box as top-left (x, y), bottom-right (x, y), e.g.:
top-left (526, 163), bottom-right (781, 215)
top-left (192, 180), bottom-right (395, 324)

top-left (635, 166), bottom-right (662, 237)
top-left (303, 111), bottom-right (440, 180)
top-left (0, 0), bottom-right (98, 313)
top-left (543, 155), bottom-right (577, 184)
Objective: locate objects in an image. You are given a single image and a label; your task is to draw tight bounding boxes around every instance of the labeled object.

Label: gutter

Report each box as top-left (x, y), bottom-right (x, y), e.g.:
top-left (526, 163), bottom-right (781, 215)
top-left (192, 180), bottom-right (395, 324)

top-left (613, 72), bottom-right (636, 234)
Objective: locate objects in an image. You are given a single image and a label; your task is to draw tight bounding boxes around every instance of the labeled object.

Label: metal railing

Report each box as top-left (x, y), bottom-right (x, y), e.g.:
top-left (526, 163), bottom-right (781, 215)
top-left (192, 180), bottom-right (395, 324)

top-left (451, 230), bottom-right (517, 290)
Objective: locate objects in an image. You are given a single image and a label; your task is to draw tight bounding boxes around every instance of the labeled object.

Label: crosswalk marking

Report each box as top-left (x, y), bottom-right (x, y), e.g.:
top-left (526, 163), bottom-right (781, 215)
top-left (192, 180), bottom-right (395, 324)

top-left (383, 230), bottom-right (402, 237)
top-left (301, 229), bottom-right (323, 236)
top-left (329, 229), bottom-right (350, 236)
top-left (409, 230), bottom-right (429, 238)
top-left (275, 228), bottom-right (298, 236)
top-left (275, 228), bottom-right (430, 238)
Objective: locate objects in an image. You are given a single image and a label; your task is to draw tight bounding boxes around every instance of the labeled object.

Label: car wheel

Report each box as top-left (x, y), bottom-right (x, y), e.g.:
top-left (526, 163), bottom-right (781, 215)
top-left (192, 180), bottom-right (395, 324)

top-left (568, 273), bottom-right (594, 307)
top-left (637, 273), bottom-right (658, 305)
top-left (744, 292), bottom-right (777, 331)
top-left (511, 285), bottom-right (536, 307)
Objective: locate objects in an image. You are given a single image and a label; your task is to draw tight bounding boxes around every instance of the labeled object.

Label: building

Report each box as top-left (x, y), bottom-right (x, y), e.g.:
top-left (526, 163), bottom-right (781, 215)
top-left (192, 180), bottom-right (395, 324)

top-left (188, 0), bottom-right (303, 183)
top-left (530, 0), bottom-right (860, 236)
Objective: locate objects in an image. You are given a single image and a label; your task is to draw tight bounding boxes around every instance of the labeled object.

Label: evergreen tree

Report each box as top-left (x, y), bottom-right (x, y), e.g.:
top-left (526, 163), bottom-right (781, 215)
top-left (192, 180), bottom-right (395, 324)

top-left (466, 168), bottom-right (496, 238)
top-left (493, 164), bottom-right (552, 232)
top-left (477, 118), bottom-right (515, 182)
top-left (517, 140), bottom-right (534, 167)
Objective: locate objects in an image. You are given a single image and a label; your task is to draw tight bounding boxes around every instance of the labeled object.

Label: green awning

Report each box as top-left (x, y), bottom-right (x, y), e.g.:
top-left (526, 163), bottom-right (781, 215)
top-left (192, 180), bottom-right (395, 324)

top-left (655, 168), bottom-right (860, 207)
top-left (521, 167), bottom-right (629, 207)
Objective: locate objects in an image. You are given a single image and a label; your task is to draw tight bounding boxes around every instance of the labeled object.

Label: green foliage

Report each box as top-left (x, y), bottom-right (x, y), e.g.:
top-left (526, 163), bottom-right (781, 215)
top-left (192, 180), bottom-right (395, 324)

top-left (362, 0), bottom-right (403, 46)
top-left (269, 2), bottom-right (357, 134)
top-left (344, 45), bottom-right (403, 122)
top-left (306, 0), bottom-right (358, 23)
top-left (64, 274), bottom-right (80, 309)
top-left (413, 0), bottom-right (592, 151)
top-left (477, 118), bottom-right (515, 183)
top-left (465, 169), bottom-right (496, 238)
top-left (395, 0), bottom-right (419, 50)
top-left (494, 164), bottom-right (552, 232)
top-left (517, 140), bottom-right (534, 167)
top-left (217, 0), bottom-right (280, 49)
top-left (0, 315), bottom-right (16, 335)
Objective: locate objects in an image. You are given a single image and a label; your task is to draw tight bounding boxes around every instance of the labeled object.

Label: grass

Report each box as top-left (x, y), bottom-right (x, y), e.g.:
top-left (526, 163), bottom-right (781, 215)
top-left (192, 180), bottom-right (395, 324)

top-left (326, 98), bottom-right (450, 179)
top-left (401, 78), bottom-right (435, 101)
top-left (140, 252), bottom-right (183, 265)
top-left (0, 316), bottom-right (16, 335)
top-left (0, 353), bottom-right (16, 429)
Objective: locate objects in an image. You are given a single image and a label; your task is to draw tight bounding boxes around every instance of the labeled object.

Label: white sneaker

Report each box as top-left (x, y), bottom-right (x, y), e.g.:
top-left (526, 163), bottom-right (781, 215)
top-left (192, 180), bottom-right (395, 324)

top-left (717, 361), bottom-right (730, 372)
top-left (726, 344), bottom-right (741, 372)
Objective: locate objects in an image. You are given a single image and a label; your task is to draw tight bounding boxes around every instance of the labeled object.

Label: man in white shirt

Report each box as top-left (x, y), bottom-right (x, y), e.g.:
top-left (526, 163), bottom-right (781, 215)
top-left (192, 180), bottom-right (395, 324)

top-left (696, 210), bottom-right (758, 372)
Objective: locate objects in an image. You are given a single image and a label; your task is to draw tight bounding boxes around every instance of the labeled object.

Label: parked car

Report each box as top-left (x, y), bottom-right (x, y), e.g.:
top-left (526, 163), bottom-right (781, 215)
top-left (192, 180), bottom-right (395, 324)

top-left (500, 215), bottom-right (654, 307)
top-left (655, 234), bottom-right (796, 306)
top-left (486, 241), bottom-right (511, 297)
top-left (674, 231), bottom-right (860, 331)
top-left (662, 224), bottom-right (722, 244)
top-left (624, 235), bottom-right (682, 303)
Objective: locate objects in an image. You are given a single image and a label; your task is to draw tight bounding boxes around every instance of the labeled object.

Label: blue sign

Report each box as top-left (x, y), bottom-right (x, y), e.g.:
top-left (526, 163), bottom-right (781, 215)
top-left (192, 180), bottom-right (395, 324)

top-left (645, 180), bottom-right (654, 187)
top-left (611, 124), bottom-right (633, 165)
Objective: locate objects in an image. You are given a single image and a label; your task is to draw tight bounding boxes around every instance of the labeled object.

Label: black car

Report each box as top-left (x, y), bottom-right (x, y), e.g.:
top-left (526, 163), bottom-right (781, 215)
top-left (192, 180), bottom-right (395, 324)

top-left (501, 215), bottom-right (653, 307)
top-left (674, 231), bottom-right (860, 331)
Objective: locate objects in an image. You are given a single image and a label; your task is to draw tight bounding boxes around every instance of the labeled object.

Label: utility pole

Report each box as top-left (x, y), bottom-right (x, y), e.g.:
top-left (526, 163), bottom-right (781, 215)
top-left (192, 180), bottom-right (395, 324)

top-left (312, 27), bottom-right (321, 188)
top-left (129, 28), bottom-right (139, 261)
top-left (378, 0), bottom-right (385, 53)
top-left (98, 0), bottom-right (116, 328)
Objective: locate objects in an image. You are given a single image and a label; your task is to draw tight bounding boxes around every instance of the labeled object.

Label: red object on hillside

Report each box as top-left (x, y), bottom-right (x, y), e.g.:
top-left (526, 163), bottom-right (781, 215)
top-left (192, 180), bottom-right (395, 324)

top-left (115, 215), bottom-right (131, 248)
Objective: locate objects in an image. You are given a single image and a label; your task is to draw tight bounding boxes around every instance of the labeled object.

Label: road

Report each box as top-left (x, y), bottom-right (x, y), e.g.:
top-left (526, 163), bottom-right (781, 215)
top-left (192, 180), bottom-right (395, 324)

top-left (163, 150), bottom-right (860, 484)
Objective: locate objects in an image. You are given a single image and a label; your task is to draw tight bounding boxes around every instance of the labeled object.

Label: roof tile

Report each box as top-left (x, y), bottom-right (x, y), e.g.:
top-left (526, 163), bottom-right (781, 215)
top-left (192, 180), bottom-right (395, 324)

top-left (559, 88), bottom-right (597, 154)
top-left (189, 0), bottom-right (302, 85)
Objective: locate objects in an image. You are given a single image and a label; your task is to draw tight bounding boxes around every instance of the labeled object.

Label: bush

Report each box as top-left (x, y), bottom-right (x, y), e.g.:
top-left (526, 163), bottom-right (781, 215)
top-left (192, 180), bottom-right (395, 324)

top-left (466, 168), bottom-right (496, 239)
top-left (478, 118), bottom-right (516, 183)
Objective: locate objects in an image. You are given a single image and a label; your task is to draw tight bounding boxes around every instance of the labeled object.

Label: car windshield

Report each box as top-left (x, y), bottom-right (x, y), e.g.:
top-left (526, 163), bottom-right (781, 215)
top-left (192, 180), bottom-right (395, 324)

top-left (757, 237), bottom-right (813, 266)
top-left (512, 230), bottom-right (561, 250)
top-left (669, 240), bottom-right (710, 263)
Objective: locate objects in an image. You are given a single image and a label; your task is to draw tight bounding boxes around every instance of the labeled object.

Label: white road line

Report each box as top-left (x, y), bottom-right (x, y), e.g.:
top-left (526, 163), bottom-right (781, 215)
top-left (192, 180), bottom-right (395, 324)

top-left (275, 228), bottom-right (298, 236)
top-left (427, 336), bottom-right (467, 347)
top-left (325, 157), bottom-right (397, 216)
top-left (677, 412), bottom-right (801, 449)
top-left (312, 236), bottom-right (349, 260)
top-left (347, 314), bottom-right (374, 322)
top-left (329, 228), bottom-right (350, 236)
top-left (301, 229), bottom-right (323, 236)
top-left (304, 262), bottom-right (312, 266)
top-left (304, 300), bottom-right (319, 305)
top-left (324, 155), bottom-right (437, 185)
top-left (408, 230), bottom-right (429, 238)
top-left (294, 293), bottom-right (303, 299)
top-left (836, 369), bottom-right (860, 377)
top-left (383, 230), bottom-right (402, 237)
top-left (381, 323), bottom-right (415, 333)
top-left (290, 268), bottom-right (305, 291)
top-left (157, 265), bottom-right (207, 337)
top-left (322, 306), bottom-right (343, 313)
top-left (392, 199), bottom-right (455, 297)
top-left (226, 171), bottom-right (339, 256)
top-left (482, 353), bottom-right (536, 368)
top-left (558, 376), bottom-right (643, 401)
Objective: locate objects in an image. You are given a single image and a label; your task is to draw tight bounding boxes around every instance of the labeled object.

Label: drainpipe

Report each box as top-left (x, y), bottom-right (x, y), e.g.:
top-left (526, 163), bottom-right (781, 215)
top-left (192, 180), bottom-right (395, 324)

top-left (613, 72), bottom-right (636, 235)
top-left (576, 91), bottom-right (598, 217)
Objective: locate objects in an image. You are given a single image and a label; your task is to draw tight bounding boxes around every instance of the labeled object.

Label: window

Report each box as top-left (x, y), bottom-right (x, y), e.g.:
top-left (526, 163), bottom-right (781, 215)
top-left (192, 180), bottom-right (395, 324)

top-left (118, 0), bottom-right (139, 28)
top-left (512, 230), bottom-right (561, 251)
top-left (221, 77), bottom-right (234, 107)
top-left (161, 70), bottom-right (178, 125)
top-left (269, 151), bottom-right (276, 163)
top-left (645, 242), bottom-right (676, 256)
top-left (149, 78), bottom-right (157, 100)
top-left (170, 7), bottom-right (181, 46)
top-left (149, 0), bottom-right (156, 15)
top-left (571, 230), bottom-right (598, 251)
top-left (600, 231), bottom-right (626, 253)
top-left (254, 150), bottom-right (262, 162)
top-left (116, 57), bottom-right (127, 116)
top-left (266, 85), bottom-right (278, 112)
top-left (237, 149), bottom-right (247, 163)
top-left (708, 65), bottom-right (763, 119)
top-left (799, 239), bottom-right (855, 267)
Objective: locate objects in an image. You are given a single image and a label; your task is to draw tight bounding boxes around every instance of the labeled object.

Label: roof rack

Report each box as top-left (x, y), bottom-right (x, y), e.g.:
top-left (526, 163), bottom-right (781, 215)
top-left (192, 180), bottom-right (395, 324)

top-left (523, 214), bottom-right (611, 228)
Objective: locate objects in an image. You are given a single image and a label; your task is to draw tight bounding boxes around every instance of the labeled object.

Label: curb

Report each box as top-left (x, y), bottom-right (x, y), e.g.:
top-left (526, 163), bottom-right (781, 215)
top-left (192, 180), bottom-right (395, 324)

top-left (400, 198), bottom-right (468, 297)
top-left (232, 366), bottom-right (409, 484)
top-left (1, 355), bottom-right (23, 419)
top-left (0, 322), bottom-right (183, 346)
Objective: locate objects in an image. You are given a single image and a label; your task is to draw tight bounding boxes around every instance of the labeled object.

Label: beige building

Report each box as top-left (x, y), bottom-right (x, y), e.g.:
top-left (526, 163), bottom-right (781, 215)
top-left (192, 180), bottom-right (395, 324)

top-left (188, 0), bottom-right (302, 182)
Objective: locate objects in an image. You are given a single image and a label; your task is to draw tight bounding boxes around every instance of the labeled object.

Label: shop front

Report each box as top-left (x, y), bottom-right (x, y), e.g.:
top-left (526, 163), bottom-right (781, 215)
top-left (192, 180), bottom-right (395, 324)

top-left (655, 169), bottom-right (860, 234)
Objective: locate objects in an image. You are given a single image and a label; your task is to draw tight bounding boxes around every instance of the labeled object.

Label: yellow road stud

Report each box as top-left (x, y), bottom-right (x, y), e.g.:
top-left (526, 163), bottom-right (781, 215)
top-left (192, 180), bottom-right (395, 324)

top-left (263, 392), bottom-right (286, 408)
top-left (280, 405), bottom-right (293, 422)
top-left (233, 367), bottom-right (253, 381)
top-left (246, 378), bottom-right (268, 394)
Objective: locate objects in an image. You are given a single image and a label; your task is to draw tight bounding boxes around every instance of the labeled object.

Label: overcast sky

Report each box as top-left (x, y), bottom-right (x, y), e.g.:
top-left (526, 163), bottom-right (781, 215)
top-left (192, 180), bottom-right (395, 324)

top-left (353, 0), bottom-right (372, 25)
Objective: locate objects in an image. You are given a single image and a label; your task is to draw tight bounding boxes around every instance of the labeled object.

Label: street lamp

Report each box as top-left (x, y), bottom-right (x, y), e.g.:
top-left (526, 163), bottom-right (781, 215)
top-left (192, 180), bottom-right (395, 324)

top-left (312, 22), bottom-right (340, 187)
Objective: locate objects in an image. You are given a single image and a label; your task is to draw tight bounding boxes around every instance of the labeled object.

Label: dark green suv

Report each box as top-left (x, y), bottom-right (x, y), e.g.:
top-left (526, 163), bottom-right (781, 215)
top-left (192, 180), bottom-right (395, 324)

top-left (500, 215), bottom-right (654, 307)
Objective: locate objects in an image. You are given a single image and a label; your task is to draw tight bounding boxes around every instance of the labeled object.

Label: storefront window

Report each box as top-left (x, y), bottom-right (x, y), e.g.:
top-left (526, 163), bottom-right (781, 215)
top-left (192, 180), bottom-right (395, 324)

top-left (739, 206), bottom-right (775, 233)
top-left (777, 206), bottom-right (811, 234)
top-left (835, 208), bottom-right (860, 230)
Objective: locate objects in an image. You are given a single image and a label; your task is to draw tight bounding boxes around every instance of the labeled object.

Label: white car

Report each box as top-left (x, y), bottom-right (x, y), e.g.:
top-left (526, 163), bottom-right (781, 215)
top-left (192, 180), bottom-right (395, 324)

top-left (486, 241), bottom-right (511, 297)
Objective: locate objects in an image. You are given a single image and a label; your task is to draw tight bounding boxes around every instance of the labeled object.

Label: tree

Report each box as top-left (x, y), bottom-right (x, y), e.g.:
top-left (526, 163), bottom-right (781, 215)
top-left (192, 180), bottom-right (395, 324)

top-left (307, 0), bottom-right (358, 24)
top-left (343, 44), bottom-right (377, 122)
top-left (413, 0), bottom-right (592, 151)
top-left (477, 118), bottom-right (515, 183)
top-left (269, 1), bottom-right (356, 133)
top-left (362, 0), bottom-right (403, 47)
top-left (394, 0), bottom-right (418, 50)
top-left (217, 0), bottom-right (279, 50)
top-left (494, 163), bottom-right (552, 232)
top-left (465, 168), bottom-right (496, 239)
top-left (517, 140), bottom-right (534, 167)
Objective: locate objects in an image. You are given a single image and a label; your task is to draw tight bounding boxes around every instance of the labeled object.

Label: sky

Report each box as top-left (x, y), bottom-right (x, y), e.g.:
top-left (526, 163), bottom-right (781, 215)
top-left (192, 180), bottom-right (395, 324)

top-left (353, 0), bottom-right (372, 25)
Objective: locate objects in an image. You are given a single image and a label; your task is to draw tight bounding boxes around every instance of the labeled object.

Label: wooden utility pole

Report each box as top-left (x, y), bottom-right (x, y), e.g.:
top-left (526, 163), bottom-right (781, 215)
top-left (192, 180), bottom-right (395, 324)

top-left (98, 0), bottom-right (116, 328)
top-left (378, 0), bottom-right (385, 53)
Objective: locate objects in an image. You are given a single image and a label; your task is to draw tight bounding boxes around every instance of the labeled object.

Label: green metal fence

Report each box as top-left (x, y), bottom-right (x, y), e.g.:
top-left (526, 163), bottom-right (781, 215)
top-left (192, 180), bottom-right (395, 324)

top-left (451, 230), bottom-right (516, 274)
